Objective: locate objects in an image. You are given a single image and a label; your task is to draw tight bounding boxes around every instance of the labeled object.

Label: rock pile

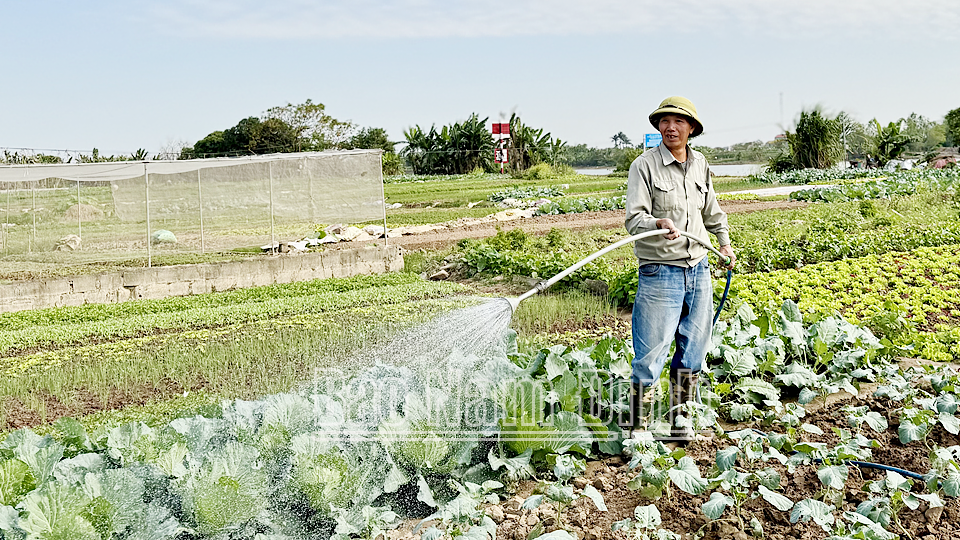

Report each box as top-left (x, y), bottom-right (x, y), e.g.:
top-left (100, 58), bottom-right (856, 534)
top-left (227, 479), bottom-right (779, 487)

top-left (261, 206), bottom-right (539, 252)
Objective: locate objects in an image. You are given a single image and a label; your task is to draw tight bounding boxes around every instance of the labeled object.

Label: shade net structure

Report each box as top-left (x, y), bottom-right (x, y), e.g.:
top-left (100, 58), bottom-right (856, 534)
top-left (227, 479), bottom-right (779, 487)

top-left (0, 150), bottom-right (385, 267)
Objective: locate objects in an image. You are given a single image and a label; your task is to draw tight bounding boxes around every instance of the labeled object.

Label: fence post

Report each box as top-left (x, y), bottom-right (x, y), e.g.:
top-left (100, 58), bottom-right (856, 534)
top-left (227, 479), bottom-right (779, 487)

top-left (198, 168), bottom-right (205, 253)
top-left (269, 160), bottom-right (275, 253)
top-left (76, 179), bottom-right (82, 247)
top-left (2, 188), bottom-right (8, 253)
top-left (145, 163), bottom-right (152, 267)
top-left (380, 152), bottom-right (388, 247)
top-left (32, 185), bottom-right (37, 253)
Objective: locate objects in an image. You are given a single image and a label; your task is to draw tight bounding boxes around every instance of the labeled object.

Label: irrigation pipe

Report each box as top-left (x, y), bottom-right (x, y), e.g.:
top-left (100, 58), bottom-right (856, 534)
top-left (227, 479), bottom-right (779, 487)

top-left (506, 228), bottom-right (734, 323)
top-left (750, 429), bottom-right (930, 483)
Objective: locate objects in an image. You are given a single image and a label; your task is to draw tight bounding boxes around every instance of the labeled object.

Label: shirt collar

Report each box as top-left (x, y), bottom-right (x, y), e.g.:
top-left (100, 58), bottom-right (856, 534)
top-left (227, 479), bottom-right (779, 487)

top-left (657, 143), bottom-right (691, 166)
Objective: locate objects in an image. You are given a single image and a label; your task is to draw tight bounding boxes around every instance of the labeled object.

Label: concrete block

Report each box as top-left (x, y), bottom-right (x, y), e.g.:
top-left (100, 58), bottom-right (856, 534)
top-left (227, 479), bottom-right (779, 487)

top-left (283, 256), bottom-right (307, 276)
top-left (38, 280), bottom-right (72, 297)
top-left (303, 253), bottom-right (323, 271)
top-left (151, 267), bottom-right (181, 284)
top-left (319, 250), bottom-right (340, 271)
top-left (189, 280), bottom-right (212, 296)
top-left (121, 269), bottom-right (148, 288)
top-left (69, 274), bottom-right (100, 293)
top-left (177, 265), bottom-right (204, 282)
top-left (2, 239), bottom-right (409, 313)
top-left (388, 255), bottom-right (405, 272)
top-left (135, 283), bottom-right (172, 300)
top-left (83, 290), bottom-right (115, 305)
top-left (166, 281), bottom-right (192, 298)
top-left (358, 247), bottom-right (380, 263)
top-left (100, 274), bottom-right (123, 292)
top-left (60, 294), bottom-right (86, 307)
top-left (265, 257), bottom-right (284, 277)
top-left (0, 296), bottom-right (35, 313)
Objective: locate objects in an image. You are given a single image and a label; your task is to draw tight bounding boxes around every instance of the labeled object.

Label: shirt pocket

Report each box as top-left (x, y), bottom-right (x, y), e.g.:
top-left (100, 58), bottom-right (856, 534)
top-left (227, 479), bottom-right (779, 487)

top-left (651, 177), bottom-right (679, 212)
top-left (695, 179), bottom-right (708, 209)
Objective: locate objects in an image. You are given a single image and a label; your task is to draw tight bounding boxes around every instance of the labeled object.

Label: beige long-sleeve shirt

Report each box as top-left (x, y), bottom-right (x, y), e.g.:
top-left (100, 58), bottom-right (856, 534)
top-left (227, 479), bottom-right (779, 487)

top-left (624, 144), bottom-right (730, 267)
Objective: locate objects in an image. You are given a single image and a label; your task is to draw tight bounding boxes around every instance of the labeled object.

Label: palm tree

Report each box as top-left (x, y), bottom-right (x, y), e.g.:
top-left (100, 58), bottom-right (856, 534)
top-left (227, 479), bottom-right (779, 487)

top-left (611, 132), bottom-right (632, 149)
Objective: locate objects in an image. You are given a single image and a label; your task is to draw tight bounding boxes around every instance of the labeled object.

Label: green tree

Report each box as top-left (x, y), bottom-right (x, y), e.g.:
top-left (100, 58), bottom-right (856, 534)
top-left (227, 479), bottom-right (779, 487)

top-left (869, 119), bottom-right (911, 166)
top-left (346, 127), bottom-right (395, 153)
top-left (264, 99), bottom-right (354, 151)
top-left (614, 147), bottom-right (644, 172)
top-left (186, 131), bottom-right (227, 158)
top-left (564, 144), bottom-right (618, 167)
top-left (945, 107), bottom-right (960, 146)
top-left (836, 113), bottom-right (870, 159)
top-left (901, 113), bottom-right (945, 152)
top-left (251, 117), bottom-right (298, 153)
top-left (222, 117), bottom-right (263, 153)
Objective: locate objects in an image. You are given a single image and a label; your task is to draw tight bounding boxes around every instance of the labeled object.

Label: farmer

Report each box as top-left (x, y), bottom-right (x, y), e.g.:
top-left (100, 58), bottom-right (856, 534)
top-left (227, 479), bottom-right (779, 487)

top-left (624, 96), bottom-right (735, 441)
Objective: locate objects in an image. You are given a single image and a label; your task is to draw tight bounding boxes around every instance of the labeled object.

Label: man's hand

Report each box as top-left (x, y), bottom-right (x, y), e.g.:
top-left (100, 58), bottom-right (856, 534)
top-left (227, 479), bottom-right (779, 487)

top-left (718, 244), bottom-right (736, 270)
top-left (656, 218), bottom-right (680, 240)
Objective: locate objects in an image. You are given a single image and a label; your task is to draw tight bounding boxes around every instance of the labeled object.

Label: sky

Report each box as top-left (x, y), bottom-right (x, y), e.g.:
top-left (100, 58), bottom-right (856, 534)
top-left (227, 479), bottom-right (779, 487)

top-left (2, 0), bottom-right (958, 158)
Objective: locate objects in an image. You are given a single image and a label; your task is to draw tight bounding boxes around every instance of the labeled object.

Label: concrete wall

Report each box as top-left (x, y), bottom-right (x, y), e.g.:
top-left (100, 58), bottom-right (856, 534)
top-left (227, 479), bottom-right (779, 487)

top-left (0, 245), bottom-right (404, 313)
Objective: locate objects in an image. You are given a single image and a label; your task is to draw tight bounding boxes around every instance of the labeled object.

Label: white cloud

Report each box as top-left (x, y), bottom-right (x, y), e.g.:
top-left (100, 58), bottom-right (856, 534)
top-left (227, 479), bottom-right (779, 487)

top-left (146, 0), bottom-right (960, 41)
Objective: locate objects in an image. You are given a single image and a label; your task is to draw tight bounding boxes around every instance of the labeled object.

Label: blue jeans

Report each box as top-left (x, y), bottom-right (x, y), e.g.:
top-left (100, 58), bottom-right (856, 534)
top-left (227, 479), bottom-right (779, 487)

top-left (631, 259), bottom-right (713, 386)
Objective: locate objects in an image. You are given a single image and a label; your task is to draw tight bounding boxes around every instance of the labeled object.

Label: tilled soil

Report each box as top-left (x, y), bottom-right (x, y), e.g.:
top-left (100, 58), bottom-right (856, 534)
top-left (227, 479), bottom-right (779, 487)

top-left (348, 200), bottom-right (807, 252)
top-left (394, 386), bottom-right (959, 540)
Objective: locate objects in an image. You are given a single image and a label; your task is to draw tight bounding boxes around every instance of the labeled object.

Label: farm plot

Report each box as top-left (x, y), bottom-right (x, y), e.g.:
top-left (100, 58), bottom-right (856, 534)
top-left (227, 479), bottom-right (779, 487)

top-left (1, 295), bottom-right (959, 540)
top-left (0, 273), bottom-right (470, 431)
top-left (3, 168), bottom-right (960, 539)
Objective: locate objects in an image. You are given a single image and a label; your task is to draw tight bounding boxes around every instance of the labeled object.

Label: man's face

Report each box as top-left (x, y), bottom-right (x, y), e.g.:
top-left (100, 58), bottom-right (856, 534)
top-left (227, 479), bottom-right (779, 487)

top-left (658, 114), bottom-right (694, 150)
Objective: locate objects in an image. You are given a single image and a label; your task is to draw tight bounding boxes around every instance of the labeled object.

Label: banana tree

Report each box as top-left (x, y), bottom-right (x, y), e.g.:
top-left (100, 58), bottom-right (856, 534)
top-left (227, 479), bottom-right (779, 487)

top-left (870, 119), bottom-right (911, 167)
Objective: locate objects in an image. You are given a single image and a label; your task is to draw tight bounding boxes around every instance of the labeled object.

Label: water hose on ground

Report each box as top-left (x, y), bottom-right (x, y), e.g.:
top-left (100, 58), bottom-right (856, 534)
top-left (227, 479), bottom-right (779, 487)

top-left (750, 429), bottom-right (930, 483)
top-left (505, 228), bottom-right (734, 319)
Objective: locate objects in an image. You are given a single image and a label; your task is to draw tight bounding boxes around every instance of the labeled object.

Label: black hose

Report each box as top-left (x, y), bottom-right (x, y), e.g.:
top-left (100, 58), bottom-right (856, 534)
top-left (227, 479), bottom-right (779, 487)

top-left (846, 460), bottom-right (927, 482)
top-left (749, 429), bottom-right (929, 482)
top-left (713, 269), bottom-right (733, 326)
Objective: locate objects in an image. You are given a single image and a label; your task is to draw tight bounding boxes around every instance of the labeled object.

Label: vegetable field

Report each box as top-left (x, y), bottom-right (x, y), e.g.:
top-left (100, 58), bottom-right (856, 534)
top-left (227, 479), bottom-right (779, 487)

top-left (3, 167), bottom-right (960, 540)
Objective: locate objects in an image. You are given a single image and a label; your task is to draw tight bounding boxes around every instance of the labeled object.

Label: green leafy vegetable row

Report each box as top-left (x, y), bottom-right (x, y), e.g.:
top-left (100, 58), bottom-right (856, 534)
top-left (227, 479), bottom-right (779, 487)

top-left (790, 167), bottom-right (960, 202)
top-left (0, 280), bottom-right (468, 355)
top-left (0, 272), bottom-right (431, 333)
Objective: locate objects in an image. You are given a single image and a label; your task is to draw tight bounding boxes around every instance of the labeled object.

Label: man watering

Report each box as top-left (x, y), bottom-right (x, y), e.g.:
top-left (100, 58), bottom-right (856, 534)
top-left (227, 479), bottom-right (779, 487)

top-left (624, 96), bottom-right (736, 441)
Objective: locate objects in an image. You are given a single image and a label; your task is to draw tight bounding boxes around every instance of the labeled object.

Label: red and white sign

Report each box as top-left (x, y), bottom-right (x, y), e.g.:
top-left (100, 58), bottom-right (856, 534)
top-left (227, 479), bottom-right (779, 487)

top-left (493, 123), bottom-right (511, 168)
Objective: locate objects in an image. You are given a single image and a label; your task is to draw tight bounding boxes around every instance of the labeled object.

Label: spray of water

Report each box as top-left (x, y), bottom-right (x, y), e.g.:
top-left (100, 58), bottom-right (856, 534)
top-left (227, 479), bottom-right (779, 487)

top-left (361, 297), bottom-right (515, 371)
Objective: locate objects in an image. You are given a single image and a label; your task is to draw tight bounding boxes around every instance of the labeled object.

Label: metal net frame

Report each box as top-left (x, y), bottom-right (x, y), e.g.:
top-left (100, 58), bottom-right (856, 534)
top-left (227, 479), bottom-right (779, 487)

top-left (0, 150), bottom-right (386, 267)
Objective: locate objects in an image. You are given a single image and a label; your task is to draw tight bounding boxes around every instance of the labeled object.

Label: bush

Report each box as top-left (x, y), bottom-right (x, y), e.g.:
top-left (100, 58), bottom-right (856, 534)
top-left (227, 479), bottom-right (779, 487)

top-left (614, 147), bottom-right (644, 173)
top-left (382, 152), bottom-right (404, 175)
top-left (521, 163), bottom-right (555, 180)
top-left (766, 152), bottom-right (795, 174)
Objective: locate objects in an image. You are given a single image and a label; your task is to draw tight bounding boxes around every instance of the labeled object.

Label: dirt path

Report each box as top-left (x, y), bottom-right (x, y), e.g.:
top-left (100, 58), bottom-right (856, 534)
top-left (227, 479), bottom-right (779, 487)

top-left (372, 199), bottom-right (806, 251)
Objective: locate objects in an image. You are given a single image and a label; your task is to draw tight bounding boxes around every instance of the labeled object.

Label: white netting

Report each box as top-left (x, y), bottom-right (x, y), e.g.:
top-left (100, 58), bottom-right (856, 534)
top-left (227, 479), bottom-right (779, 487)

top-left (0, 150), bottom-right (384, 265)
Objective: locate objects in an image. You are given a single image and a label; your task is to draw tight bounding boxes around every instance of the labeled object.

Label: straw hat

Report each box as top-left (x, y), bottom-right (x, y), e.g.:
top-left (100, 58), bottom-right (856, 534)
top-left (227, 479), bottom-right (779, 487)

top-left (649, 96), bottom-right (704, 137)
